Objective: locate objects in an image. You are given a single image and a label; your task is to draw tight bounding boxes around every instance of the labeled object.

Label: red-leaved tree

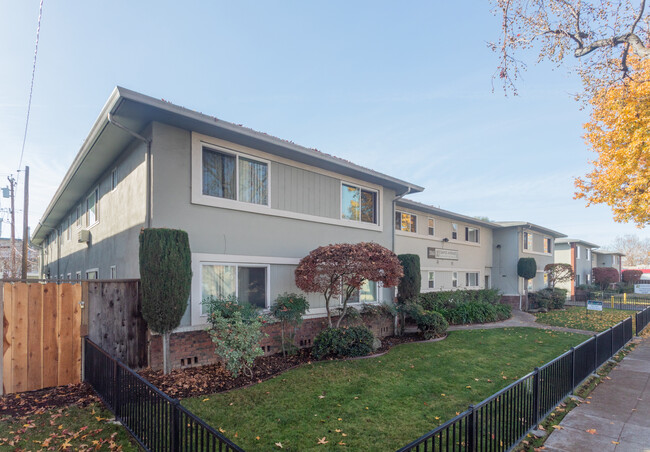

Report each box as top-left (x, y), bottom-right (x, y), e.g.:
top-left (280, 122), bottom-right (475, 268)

top-left (295, 242), bottom-right (403, 328)
top-left (544, 263), bottom-right (575, 289)
top-left (622, 270), bottom-right (643, 284)
top-left (593, 267), bottom-right (620, 290)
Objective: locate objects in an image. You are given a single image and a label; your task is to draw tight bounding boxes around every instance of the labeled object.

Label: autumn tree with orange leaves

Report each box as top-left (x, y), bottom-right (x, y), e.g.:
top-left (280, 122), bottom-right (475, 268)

top-left (575, 57), bottom-right (650, 226)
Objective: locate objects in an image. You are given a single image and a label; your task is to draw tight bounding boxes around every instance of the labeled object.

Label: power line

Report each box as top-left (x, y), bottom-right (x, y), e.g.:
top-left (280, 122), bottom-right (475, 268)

top-left (17, 0), bottom-right (45, 176)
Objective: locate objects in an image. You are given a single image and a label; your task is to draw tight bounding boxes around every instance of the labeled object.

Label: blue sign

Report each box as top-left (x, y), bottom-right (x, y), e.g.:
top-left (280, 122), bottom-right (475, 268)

top-left (587, 300), bottom-right (603, 311)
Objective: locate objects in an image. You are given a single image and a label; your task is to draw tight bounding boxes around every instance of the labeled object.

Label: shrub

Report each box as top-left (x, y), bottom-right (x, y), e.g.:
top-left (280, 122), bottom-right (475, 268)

top-left (203, 296), bottom-right (269, 378)
top-left (622, 270), bottom-right (643, 284)
top-left (397, 254), bottom-right (421, 304)
top-left (139, 228), bottom-right (192, 374)
top-left (446, 301), bottom-right (501, 325)
top-left (529, 288), bottom-right (568, 310)
top-left (312, 325), bottom-right (375, 359)
top-left (270, 293), bottom-right (309, 357)
top-left (517, 258), bottom-right (537, 280)
top-left (494, 303), bottom-right (512, 320)
top-left (593, 267), bottom-right (620, 289)
top-left (403, 303), bottom-right (448, 339)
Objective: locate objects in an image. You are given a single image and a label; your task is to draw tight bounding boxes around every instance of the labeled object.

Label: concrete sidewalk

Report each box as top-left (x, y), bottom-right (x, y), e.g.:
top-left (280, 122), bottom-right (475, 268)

top-left (543, 337), bottom-right (650, 451)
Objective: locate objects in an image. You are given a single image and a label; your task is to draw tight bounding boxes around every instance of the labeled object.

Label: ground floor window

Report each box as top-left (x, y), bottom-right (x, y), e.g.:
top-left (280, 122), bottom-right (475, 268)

top-left (86, 269), bottom-right (98, 279)
top-left (466, 272), bottom-right (479, 287)
top-left (452, 272), bottom-right (458, 288)
top-left (428, 271), bottom-right (435, 289)
top-left (201, 263), bottom-right (268, 312)
top-left (347, 280), bottom-right (378, 304)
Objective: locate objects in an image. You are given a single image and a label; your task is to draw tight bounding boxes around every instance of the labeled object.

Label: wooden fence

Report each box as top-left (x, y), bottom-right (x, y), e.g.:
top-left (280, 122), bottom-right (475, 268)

top-left (2, 282), bottom-right (82, 395)
top-left (2, 279), bottom-right (148, 395)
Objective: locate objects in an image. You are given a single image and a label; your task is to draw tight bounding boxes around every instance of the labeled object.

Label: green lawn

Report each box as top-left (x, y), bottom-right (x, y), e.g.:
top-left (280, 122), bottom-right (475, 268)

top-left (535, 306), bottom-right (635, 332)
top-left (184, 328), bottom-right (587, 452)
top-left (0, 403), bottom-right (137, 451)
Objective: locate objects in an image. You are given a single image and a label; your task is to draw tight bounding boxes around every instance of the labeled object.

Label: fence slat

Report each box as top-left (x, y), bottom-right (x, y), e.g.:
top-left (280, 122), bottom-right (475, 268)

top-left (72, 283), bottom-right (82, 384)
top-left (26, 283), bottom-right (43, 391)
top-left (57, 283), bottom-right (74, 386)
top-left (42, 283), bottom-right (59, 388)
top-left (3, 283), bottom-right (13, 394)
top-left (11, 283), bottom-right (28, 393)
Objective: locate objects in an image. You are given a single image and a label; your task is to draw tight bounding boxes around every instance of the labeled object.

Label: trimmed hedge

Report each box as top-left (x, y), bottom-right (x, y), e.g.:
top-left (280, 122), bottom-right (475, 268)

top-left (312, 325), bottom-right (375, 359)
top-left (529, 288), bottom-right (568, 310)
top-left (397, 254), bottom-right (421, 305)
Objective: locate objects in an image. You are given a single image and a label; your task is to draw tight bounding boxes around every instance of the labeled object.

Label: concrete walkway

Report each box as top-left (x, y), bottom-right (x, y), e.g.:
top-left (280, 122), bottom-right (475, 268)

top-left (543, 336), bottom-right (650, 451)
top-left (446, 309), bottom-right (595, 336)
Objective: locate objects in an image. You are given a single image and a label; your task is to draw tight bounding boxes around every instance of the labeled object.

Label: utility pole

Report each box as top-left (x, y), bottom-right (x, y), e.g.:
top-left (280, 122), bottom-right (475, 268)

top-left (8, 175), bottom-right (16, 278)
top-left (21, 166), bottom-right (29, 280)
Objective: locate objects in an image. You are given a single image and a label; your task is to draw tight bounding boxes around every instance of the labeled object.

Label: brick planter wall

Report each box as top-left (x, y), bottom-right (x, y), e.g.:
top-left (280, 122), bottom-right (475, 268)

top-left (149, 313), bottom-right (395, 371)
top-left (499, 295), bottom-right (526, 311)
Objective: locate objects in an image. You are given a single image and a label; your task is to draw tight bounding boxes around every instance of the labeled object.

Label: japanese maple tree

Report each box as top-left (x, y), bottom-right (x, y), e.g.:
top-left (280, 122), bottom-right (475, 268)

top-left (295, 242), bottom-right (403, 328)
top-left (544, 263), bottom-right (575, 289)
top-left (593, 267), bottom-right (620, 290)
top-left (622, 270), bottom-right (644, 284)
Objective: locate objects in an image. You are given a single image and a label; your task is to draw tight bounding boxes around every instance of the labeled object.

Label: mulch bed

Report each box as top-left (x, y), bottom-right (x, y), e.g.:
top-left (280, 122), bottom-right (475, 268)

top-left (0, 383), bottom-right (99, 417)
top-left (0, 334), bottom-right (424, 417)
top-left (140, 334), bottom-right (422, 399)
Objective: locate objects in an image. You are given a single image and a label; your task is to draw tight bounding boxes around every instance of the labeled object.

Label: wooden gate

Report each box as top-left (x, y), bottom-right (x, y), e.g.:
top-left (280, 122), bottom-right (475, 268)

top-left (2, 282), bottom-right (82, 395)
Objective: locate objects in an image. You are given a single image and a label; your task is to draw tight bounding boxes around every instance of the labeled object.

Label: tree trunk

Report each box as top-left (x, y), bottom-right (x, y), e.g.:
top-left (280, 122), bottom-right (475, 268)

top-left (163, 331), bottom-right (171, 375)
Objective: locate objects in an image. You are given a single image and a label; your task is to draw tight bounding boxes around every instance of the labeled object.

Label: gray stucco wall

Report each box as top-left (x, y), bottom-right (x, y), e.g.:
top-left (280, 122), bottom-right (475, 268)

top-left (43, 137), bottom-right (148, 280)
top-left (150, 122), bottom-right (397, 326)
top-left (393, 206), bottom-right (494, 292)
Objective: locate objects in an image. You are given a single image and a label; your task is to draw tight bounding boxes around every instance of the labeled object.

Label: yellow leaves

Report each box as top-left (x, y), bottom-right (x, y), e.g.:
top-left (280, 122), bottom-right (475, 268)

top-left (275, 442), bottom-right (283, 448)
top-left (202, 398), bottom-right (210, 402)
top-left (317, 437), bottom-right (329, 444)
top-left (577, 56), bottom-right (650, 226)
top-left (586, 428), bottom-right (597, 434)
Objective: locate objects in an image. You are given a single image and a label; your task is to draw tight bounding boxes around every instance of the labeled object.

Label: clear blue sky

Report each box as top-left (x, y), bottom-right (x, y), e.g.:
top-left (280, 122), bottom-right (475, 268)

top-left (0, 1), bottom-right (646, 246)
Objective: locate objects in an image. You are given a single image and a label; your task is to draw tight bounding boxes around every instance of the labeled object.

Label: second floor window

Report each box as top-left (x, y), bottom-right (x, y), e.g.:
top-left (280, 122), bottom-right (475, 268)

top-left (523, 232), bottom-right (533, 250)
top-left (342, 184), bottom-right (377, 224)
top-left (86, 189), bottom-right (98, 226)
top-left (202, 147), bottom-right (268, 205)
top-left (395, 211), bottom-right (416, 232)
top-left (544, 238), bottom-right (552, 253)
top-left (451, 223), bottom-right (458, 240)
top-left (428, 218), bottom-right (435, 236)
top-left (465, 227), bottom-right (479, 243)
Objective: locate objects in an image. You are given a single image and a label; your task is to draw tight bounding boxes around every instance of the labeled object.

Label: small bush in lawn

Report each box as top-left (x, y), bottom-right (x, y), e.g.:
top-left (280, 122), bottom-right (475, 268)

top-left (530, 288), bottom-right (567, 311)
top-left (203, 296), bottom-right (269, 378)
top-left (312, 325), bottom-right (375, 359)
top-left (270, 293), bottom-right (309, 357)
top-left (404, 303), bottom-right (448, 339)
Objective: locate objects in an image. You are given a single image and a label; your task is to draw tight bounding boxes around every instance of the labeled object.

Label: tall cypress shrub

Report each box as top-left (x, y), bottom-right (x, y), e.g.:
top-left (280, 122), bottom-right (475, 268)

top-left (517, 257), bottom-right (537, 298)
top-left (397, 254), bottom-right (420, 335)
top-left (139, 228), bottom-right (192, 374)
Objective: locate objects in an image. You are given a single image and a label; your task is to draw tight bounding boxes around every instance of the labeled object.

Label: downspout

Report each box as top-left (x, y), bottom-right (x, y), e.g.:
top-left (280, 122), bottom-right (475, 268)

top-left (392, 186), bottom-right (412, 334)
top-left (107, 113), bottom-right (153, 228)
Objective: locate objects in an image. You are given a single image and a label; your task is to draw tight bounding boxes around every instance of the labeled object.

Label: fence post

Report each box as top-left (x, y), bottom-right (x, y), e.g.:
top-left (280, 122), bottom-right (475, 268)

top-left (467, 404), bottom-right (477, 452)
top-left (171, 399), bottom-right (181, 452)
top-left (533, 368), bottom-right (540, 423)
top-left (113, 360), bottom-right (120, 418)
top-left (593, 335), bottom-right (598, 372)
top-left (570, 347), bottom-right (575, 390)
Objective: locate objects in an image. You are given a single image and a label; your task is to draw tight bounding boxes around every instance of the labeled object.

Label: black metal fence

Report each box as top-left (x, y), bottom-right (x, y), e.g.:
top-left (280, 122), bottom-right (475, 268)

top-left (397, 315), bottom-right (640, 452)
top-left (84, 338), bottom-right (244, 452)
top-left (571, 292), bottom-right (650, 310)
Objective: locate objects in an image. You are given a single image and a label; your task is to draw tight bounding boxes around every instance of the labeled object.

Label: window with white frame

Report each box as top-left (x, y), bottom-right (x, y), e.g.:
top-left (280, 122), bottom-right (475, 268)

top-left (111, 168), bottom-right (118, 191)
top-left (75, 271), bottom-right (81, 280)
top-left (202, 146), bottom-right (269, 205)
top-left (452, 272), bottom-right (458, 288)
top-left (86, 188), bottom-right (98, 226)
top-left (66, 273), bottom-right (71, 280)
top-left (342, 183), bottom-right (377, 224)
top-left (586, 248), bottom-right (591, 261)
top-left (451, 223), bottom-right (458, 240)
top-left (428, 271), bottom-right (435, 289)
top-left (86, 269), bottom-right (98, 279)
top-left (586, 273), bottom-right (591, 284)
top-left (110, 265), bottom-right (117, 279)
top-left (348, 280), bottom-right (378, 304)
top-left (527, 278), bottom-right (534, 291)
top-left (201, 264), bottom-right (268, 313)
top-left (576, 274), bottom-right (581, 285)
top-left (395, 211), bottom-right (417, 233)
top-left (523, 232), bottom-right (533, 250)
top-left (465, 227), bottom-right (479, 243)
top-left (576, 245), bottom-right (581, 259)
top-left (466, 272), bottom-right (479, 287)
top-left (427, 218), bottom-right (435, 236)
top-left (76, 205), bottom-right (82, 227)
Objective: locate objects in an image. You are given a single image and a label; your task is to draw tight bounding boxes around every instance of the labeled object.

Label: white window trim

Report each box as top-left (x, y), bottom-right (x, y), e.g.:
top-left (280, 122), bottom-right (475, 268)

top-left (465, 226), bottom-right (480, 244)
top-left (428, 271), bottom-right (435, 289)
top-left (341, 181), bottom-right (380, 226)
top-left (190, 132), bottom-right (384, 232)
top-left (395, 210), bottom-right (417, 233)
top-left (200, 142), bottom-right (271, 207)
top-left (110, 265), bottom-right (117, 279)
top-left (75, 271), bottom-right (81, 280)
top-left (86, 268), bottom-right (99, 279)
top-left (191, 253), bottom-right (282, 325)
top-left (451, 223), bottom-right (458, 240)
top-left (66, 273), bottom-right (72, 280)
top-left (452, 271), bottom-right (459, 288)
top-left (111, 168), bottom-right (118, 191)
top-left (86, 187), bottom-right (99, 228)
top-left (465, 271), bottom-right (480, 287)
top-left (427, 217), bottom-right (435, 236)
